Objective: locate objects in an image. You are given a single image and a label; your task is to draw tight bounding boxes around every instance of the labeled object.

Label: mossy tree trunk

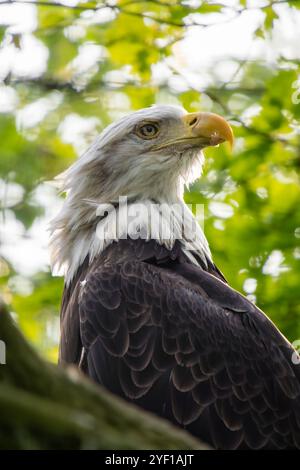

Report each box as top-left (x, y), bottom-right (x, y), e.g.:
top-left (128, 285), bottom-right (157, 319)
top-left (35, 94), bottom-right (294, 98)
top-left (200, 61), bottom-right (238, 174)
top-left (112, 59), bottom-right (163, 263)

top-left (0, 302), bottom-right (210, 450)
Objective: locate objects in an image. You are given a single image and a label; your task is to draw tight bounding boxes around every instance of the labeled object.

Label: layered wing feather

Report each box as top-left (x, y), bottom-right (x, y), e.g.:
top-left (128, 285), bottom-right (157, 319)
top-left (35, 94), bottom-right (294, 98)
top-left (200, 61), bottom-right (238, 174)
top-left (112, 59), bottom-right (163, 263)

top-left (61, 240), bottom-right (300, 449)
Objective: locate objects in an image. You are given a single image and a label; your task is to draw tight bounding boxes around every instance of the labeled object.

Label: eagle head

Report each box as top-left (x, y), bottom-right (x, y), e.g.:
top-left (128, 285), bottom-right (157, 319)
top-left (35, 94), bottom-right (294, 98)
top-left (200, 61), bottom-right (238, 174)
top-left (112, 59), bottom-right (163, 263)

top-left (58, 105), bottom-right (233, 202)
top-left (50, 105), bottom-right (233, 279)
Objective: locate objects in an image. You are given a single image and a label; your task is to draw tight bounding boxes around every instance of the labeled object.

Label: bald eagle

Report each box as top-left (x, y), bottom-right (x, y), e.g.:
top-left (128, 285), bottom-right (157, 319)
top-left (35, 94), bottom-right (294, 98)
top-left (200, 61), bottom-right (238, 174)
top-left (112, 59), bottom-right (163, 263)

top-left (50, 105), bottom-right (300, 449)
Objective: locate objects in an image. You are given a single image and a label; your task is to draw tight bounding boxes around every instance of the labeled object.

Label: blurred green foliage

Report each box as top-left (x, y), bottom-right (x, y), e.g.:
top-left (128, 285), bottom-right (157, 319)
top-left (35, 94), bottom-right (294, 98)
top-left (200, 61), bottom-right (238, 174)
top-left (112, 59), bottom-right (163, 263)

top-left (0, 0), bottom-right (299, 361)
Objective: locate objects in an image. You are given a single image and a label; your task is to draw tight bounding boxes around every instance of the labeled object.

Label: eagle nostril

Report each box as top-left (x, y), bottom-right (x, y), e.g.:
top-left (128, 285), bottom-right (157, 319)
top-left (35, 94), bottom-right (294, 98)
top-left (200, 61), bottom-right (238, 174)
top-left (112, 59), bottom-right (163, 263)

top-left (189, 117), bottom-right (198, 126)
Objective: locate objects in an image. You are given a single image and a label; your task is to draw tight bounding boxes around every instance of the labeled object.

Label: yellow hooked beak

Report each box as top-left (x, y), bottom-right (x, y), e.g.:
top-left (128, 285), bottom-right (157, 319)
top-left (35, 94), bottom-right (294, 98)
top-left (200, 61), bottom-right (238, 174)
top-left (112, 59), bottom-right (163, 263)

top-left (182, 112), bottom-right (234, 149)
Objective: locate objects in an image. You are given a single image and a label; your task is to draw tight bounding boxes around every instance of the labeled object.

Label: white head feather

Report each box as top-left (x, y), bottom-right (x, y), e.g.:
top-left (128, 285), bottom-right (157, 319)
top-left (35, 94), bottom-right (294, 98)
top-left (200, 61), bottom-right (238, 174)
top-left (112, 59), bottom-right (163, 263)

top-left (49, 105), bottom-right (211, 283)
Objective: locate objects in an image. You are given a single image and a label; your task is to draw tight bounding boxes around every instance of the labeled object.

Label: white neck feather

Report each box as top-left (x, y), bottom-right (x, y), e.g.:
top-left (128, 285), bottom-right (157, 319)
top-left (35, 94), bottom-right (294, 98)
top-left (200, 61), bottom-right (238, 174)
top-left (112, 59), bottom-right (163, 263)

top-left (50, 195), bottom-right (211, 284)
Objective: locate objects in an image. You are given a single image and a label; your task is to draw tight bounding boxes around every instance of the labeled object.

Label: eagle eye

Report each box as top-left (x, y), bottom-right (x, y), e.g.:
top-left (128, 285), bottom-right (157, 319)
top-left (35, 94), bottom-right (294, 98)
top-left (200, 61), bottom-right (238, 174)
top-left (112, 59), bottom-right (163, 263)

top-left (136, 122), bottom-right (159, 139)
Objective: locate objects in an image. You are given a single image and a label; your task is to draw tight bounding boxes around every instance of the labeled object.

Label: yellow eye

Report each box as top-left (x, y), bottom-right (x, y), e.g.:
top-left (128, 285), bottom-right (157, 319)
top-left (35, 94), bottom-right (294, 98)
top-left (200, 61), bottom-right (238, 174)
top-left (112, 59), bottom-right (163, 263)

top-left (137, 122), bottom-right (159, 139)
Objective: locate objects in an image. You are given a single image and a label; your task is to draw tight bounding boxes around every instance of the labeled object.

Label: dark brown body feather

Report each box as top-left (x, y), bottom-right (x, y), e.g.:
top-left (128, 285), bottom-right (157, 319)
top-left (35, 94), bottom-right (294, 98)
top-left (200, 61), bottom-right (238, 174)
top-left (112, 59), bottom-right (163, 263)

top-left (60, 239), bottom-right (300, 449)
